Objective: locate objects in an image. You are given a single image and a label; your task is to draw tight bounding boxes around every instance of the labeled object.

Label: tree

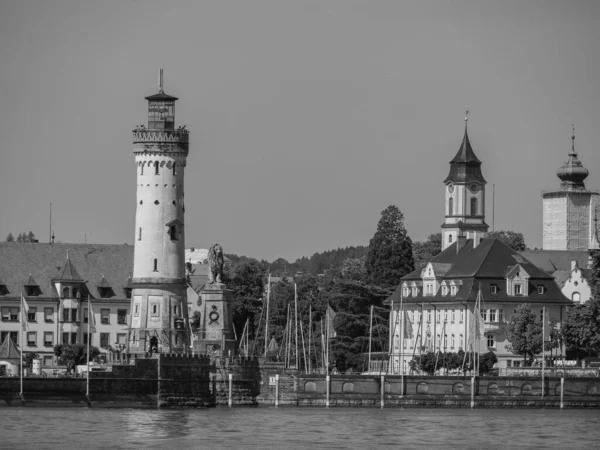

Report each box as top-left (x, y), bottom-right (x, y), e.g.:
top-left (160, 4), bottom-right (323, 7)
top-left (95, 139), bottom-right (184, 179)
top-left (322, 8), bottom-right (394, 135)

top-left (412, 233), bottom-right (442, 271)
top-left (5, 233), bottom-right (14, 242)
top-left (15, 231), bottom-right (37, 243)
top-left (545, 317), bottom-right (562, 361)
top-left (23, 352), bottom-right (39, 368)
top-left (340, 256), bottom-right (367, 282)
top-left (365, 205), bottom-right (415, 287)
top-left (479, 351), bottom-right (498, 375)
top-left (53, 344), bottom-right (100, 374)
top-left (562, 299), bottom-right (600, 360)
top-left (506, 303), bottom-right (543, 365)
top-left (488, 230), bottom-right (526, 251)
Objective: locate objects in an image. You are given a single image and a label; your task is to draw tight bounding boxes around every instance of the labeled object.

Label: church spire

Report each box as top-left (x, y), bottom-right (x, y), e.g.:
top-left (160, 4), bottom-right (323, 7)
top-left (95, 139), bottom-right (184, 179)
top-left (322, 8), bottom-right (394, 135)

top-left (556, 124), bottom-right (588, 191)
top-left (443, 111), bottom-right (486, 184)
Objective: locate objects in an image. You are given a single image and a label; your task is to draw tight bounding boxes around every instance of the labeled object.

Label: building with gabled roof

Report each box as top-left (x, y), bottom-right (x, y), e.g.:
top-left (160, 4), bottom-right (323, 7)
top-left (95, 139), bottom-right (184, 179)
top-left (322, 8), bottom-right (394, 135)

top-left (387, 118), bottom-right (571, 374)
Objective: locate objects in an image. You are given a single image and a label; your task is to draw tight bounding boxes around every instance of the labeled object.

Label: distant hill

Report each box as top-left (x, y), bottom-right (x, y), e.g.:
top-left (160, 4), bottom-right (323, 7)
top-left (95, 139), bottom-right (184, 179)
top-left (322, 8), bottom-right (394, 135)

top-left (225, 245), bottom-right (369, 276)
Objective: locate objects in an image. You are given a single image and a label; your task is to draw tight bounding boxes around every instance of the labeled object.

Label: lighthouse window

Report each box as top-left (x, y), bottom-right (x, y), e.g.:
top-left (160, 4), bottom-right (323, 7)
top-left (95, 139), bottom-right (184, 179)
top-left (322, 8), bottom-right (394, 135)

top-left (138, 227), bottom-right (142, 241)
top-left (154, 161), bottom-right (159, 175)
top-left (173, 164), bottom-right (177, 176)
top-left (169, 225), bottom-right (178, 241)
top-left (153, 259), bottom-right (158, 272)
top-left (140, 165), bottom-right (144, 175)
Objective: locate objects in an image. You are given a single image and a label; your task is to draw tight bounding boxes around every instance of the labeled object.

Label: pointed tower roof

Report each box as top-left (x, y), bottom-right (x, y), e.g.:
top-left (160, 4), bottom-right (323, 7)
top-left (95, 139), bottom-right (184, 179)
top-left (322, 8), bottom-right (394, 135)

top-left (54, 253), bottom-right (84, 282)
top-left (25, 273), bottom-right (39, 287)
top-left (444, 111), bottom-right (487, 184)
top-left (557, 126), bottom-right (589, 191)
top-left (98, 275), bottom-right (111, 288)
top-left (0, 335), bottom-right (21, 359)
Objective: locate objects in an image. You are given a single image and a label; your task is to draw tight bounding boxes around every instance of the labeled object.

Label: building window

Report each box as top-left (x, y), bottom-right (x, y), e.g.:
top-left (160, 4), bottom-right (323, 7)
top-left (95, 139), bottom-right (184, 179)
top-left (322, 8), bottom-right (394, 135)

top-left (99, 287), bottom-right (112, 299)
top-left (486, 334), bottom-right (495, 348)
top-left (134, 304), bottom-right (140, 317)
top-left (27, 332), bottom-right (37, 347)
top-left (71, 332), bottom-right (77, 344)
top-left (444, 309), bottom-right (448, 322)
top-left (73, 288), bottom-right (79, 298)
top-left (451, 310), bottom-right (455, 323)
top-left (71, 308), bottom-right (77, 322)
top-left (62, 332), bottom-right (69, 344)
top-left (154, 161), bottom-right (159, 175)
top-left (117, 309), bottom-right (127, 325)
top-left (83, 333), bottom-right (91, 346)
top-left (153, 259), bottom-right (158, 272)
top-left (0, 285), bottom-right (7, 295)
top-left (451, 334), bottom-right (455, 349)
top-left (448, 197), bottom-right (453, 215)
top-left (28, 307), bottom-right (37, 322)
top-left (489, 309), bottom-right (497, 322)
top-left (44, 307), bottom-right (53, 323)
top-left (450, 286), bottom-right (457, 296)
top-left (572, 292), bottom-right (581, 302)
top-left (448, 235), bottom-right (453, 244)
top-left (499, 309), bottom-right (504, 322)
top-left (481, 308), bottom-right (487, 321)
top-left (436, 334), bottom-right (441, 348)
top-left (169, 225), bottom-right (178, 241)
top-left (116, 333), bottom-right (127, 345)
top-left (138, 227), bottom-right (142, 241)
top-left (100, 333), bottom-right (110, 348)
top-left (140, 164), bottom-right (144, 175)
top-left (470, 197), bottom-right (477, 216)
top-left (173, 305), bottom-right (179, 316)
top-left (84, 308), bottom-right (89, 324)
top-left (44, 332), bottom-right (53, 347)
top-left (1, 307), bottom-right (19, 322)
top-left (436, 310), bottom-right (440, 323)
top-left (101, 309), bottom-right (110, 324)
top-left (62, 287), bottom-right (70, 298)
top-left (442, 285), bottom-right (448, 296)
top-left (43, 356), bottom-right (53, 367)
top-left (125, 288), bottom-right (132, 299)
top-left (515, 284), bottom-right (522, 295)
top-left (25, 286), bottom-right (40, 296)
top-left (491, 284), bottom-right (498, 294)
top-left (459, 334), bottom-right (464, 349)
top-left (427, 309), bottom-right (431, 323)
top-left (411, 287), bottom-right (417, 296)
top-left (460, 309), bottom-right (464, 323)
top-left (538, 285), bottom-right (545, 295)
top-left (151, 304), bottom-right (159, 317)
top-left (62, 308), bottom-right (70, 322)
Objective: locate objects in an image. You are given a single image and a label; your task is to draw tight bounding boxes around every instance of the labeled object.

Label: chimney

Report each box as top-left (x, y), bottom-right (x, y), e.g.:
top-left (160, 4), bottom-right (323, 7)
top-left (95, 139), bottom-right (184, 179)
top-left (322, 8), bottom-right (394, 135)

top-left (571, 260), bottom-right (579, 271)
top-left (457, 234), bottom-right (467, 253)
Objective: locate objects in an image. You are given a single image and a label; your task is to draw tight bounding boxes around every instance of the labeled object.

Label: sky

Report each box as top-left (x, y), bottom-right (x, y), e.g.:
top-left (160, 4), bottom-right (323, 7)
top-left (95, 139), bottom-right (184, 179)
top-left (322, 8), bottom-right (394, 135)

top-left (0, 0), bottom-right (599, 262)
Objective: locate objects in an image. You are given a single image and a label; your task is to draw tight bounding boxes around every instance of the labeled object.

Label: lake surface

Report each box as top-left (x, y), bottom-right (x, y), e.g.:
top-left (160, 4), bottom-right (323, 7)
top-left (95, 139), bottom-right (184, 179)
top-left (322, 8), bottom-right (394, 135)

top-left (1, 407), bottom-right (599, 449)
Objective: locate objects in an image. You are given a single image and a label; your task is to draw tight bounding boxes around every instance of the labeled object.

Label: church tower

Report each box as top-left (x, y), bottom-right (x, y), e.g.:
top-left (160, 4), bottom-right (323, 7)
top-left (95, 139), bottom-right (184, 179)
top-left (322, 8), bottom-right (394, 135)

top-left (441, 112), bottom-right (489, 250)
top-left (542, 127), bottom-right (599, 251)
top-left (128, 70), bottom-right (190, 354)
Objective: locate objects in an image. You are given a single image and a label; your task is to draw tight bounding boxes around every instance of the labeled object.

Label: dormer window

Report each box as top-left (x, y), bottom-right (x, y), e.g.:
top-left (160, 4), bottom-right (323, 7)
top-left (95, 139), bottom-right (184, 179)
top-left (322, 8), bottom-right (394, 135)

top-left (125, 288), bottom-right (132, 299)
top-left (537, 285), bottom-right (545, 295)
top-left (490, 284), bottom-right (498, 295)
top-left (0, 285), bottom-right (8, 296)
top-left (514, 284), bottom-right (522, 295)
top-left (411, 287), bottom-right (418, 296)
top-left (442, 285), bottom-right (448, 296)
top-left (25, 286), bottom-right (40, 296)
top-left (450, 285), bottom-right (457, 296)
top-left (403, 286), bottom-right (409, 297)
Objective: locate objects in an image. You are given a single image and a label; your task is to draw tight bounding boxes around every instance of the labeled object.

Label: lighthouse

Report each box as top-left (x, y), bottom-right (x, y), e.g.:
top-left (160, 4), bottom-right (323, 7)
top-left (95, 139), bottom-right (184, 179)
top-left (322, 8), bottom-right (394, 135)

top-left (128, 70), bottom-right (190, 354)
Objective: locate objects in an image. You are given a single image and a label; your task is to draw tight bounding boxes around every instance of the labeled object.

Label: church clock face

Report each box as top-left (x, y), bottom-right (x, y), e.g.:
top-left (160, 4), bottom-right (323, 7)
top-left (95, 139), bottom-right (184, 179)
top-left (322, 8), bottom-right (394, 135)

top-left (447, 184), bottom-right (454, 193)
top-left (469, 183), bottom-right (479, 193)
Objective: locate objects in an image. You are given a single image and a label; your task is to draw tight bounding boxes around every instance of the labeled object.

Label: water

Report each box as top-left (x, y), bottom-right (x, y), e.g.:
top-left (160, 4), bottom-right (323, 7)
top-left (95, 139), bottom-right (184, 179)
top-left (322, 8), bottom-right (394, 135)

top-left (1, 407), bottom-right (599, 449)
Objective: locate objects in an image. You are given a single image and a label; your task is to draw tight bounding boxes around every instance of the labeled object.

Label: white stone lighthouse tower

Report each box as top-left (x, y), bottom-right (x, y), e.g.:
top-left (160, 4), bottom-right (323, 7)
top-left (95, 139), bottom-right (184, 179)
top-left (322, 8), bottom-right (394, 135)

top-left (128, 70), bottom-right (190, 354)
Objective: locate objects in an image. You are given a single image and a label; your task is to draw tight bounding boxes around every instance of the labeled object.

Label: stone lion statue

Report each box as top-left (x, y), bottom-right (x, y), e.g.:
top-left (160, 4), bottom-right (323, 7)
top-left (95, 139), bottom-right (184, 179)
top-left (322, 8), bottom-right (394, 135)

top-left (207, 243), bottom-right (224, 284)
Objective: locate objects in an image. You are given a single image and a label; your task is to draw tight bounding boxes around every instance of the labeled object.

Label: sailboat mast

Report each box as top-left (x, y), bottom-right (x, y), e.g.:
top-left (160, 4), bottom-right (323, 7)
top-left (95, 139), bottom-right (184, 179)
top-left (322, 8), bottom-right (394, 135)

top-left (264, 274), bottom-right (271, 357)
top-left (308, 304), bottom-right (312, 374)
top-left (542, 305), bottom-right (545, 398)
top-left (295, 283), bottom-right (299, 370)
top-left (368, 304), bottom-right (373, 373)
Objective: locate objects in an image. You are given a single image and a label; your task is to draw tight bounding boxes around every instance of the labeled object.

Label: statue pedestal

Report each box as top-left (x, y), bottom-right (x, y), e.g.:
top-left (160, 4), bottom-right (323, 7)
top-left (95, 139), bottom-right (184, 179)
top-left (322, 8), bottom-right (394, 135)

top-left (194, 283), bottom-right (236, 355)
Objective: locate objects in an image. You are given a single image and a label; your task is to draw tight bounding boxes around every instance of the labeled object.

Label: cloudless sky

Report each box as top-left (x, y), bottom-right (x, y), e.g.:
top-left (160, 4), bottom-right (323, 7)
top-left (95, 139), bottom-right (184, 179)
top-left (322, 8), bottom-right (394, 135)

top-left (0, 0), bottom-right (599, 261)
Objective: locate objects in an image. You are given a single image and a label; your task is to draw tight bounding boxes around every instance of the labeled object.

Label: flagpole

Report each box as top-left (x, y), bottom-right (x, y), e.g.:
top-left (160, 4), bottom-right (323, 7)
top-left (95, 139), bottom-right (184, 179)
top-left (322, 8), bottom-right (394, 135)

top-left (294, 283), bottom-right (299, 370)
top-left (326, 306), bottom-right (329, 374)
top-left (20, 292), bottom-right (24, 398)
top-left (389, 298), bottom-right (394, 374)
top-left (87, 295), bottom-right (91, 398)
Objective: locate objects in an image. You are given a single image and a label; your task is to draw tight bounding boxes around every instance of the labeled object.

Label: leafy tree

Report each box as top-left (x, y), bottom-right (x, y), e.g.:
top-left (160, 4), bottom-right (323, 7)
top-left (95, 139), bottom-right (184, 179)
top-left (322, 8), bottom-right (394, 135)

top-left (588, 249), bottom-right (600, 300)
top-left (562, 298), bottom-right (600, 360)
top-left (488, 230), bottom-right (526, 251)
top-left (226, 259), bottom-right (267, 345)
top-left (340, 256), bottom-right (367, 282)
top-left (545, 317), bottom-right (562, 361)
top-left (15, 231), bottom-right (37, 243)
top-left (365, 205), bottom-right (414, 287)
top-left (506, 303), bottom-right (543, 365)
top-left (412, 233), bottom-right (442, 271)
top-left (53, 344), bottom-right (100, 374)
top-left (6, 233), bottom-right (14, 242)
top-left (479, 351), bottom-right (498, 374)
top-left (23, 352), bottom-right (39, 368)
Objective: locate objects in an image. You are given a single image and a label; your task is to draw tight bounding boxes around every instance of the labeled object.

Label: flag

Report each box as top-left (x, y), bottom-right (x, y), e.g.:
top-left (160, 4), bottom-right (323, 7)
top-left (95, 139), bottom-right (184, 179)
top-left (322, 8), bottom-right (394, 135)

top-left (21, 294), bottom-right (29, 332)
top-left (88, 298), bottom-right (97, 334)
top-left (403, 310), bottom-right (413, 339)
top-left (327, 304), bottom-right (337, 339)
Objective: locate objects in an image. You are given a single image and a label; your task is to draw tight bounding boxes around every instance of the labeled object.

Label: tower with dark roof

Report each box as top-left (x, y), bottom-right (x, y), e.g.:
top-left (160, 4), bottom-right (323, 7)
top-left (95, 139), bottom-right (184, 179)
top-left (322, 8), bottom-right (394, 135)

top-left (441, 113), bottom-right (489, 250)
top-left (542, 127), bottom-right (599, 251)
top-left (128, 70), bottom-right (190, 354)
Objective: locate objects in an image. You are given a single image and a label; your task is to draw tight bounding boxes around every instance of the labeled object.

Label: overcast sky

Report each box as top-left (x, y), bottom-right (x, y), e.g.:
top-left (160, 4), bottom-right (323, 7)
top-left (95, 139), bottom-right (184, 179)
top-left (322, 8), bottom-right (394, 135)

top-left (1, 0), bottom-right (599, 261)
